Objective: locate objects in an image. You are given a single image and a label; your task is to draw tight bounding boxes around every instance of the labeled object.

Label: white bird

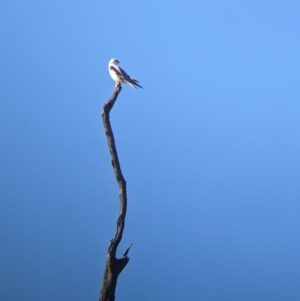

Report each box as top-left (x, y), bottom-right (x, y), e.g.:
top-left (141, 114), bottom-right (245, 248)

top-left (108, 58), bottom-right (142, 89)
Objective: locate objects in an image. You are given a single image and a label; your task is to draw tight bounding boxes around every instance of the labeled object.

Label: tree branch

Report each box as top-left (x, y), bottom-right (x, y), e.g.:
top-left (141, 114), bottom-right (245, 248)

top-left (99, 83), bottom-right (132, 301)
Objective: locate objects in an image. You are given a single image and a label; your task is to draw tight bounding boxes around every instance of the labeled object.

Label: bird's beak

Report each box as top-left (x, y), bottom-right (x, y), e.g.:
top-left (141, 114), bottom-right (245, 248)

top-left (116, 60), bottom-right (120, 64)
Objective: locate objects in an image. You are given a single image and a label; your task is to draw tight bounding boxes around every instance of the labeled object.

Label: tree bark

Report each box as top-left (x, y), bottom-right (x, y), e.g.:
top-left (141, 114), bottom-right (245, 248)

top-left (99, 83), bottom-right (132, 301)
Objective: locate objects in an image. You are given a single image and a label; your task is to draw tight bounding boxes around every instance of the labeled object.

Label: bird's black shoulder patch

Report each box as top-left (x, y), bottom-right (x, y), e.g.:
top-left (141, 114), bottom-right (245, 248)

top-left (110, 65), bottom-right (121, 75)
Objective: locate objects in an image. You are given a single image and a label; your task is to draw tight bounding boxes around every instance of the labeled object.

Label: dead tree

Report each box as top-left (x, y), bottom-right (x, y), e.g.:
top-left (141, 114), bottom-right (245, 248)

top-left (99, 83), bottom-right (133, 301)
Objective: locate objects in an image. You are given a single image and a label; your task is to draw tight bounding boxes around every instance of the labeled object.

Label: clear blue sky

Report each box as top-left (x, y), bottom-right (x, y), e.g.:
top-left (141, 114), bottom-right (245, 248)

top-left (1, 1), bottom-right (300, 300)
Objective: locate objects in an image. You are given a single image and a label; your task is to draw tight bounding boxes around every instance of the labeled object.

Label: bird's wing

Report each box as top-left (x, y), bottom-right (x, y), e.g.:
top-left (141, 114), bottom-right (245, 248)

top-left (118, 66), bottom-right (143, 88)
top-left (110, 64), bottom-right (132, 81)
top-left (110, 64), bottom-right (142, 88)
top-left (118, 66), bottom-right (132, 81)
top-left (109, 65), bottom-right (123, 78)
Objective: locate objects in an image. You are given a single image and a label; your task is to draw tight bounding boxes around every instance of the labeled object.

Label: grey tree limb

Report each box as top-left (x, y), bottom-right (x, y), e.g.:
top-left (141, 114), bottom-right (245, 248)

top-left (99, 83), bottom-right (133, 301)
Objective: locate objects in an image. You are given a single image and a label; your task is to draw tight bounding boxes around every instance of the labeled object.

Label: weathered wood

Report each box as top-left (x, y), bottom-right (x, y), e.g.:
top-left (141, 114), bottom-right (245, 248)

top-left (99, 83), bottom-right (132, 301)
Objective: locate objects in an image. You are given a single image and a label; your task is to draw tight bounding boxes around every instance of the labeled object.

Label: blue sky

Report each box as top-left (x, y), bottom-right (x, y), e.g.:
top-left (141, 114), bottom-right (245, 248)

top-left (1, 0), bottom-right (300, 300)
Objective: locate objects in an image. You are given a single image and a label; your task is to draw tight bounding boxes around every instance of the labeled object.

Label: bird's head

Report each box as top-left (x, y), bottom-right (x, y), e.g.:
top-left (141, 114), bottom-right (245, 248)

top-left (109, 58), bottom-right (120, 65)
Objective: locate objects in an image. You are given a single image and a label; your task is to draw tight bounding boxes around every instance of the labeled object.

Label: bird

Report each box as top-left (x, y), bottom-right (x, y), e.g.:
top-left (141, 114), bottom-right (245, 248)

top-left (108, 58), bottom-right (142, 89)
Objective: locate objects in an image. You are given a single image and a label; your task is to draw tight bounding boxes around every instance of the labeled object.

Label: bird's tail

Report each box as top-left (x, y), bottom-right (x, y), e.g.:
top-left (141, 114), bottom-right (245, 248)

top-left (128, 77), bottom-right (143, 89)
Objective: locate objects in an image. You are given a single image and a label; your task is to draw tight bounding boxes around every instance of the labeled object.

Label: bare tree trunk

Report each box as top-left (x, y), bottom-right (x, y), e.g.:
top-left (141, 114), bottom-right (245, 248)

top-left (99, 83), bottom-right (133, 301)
